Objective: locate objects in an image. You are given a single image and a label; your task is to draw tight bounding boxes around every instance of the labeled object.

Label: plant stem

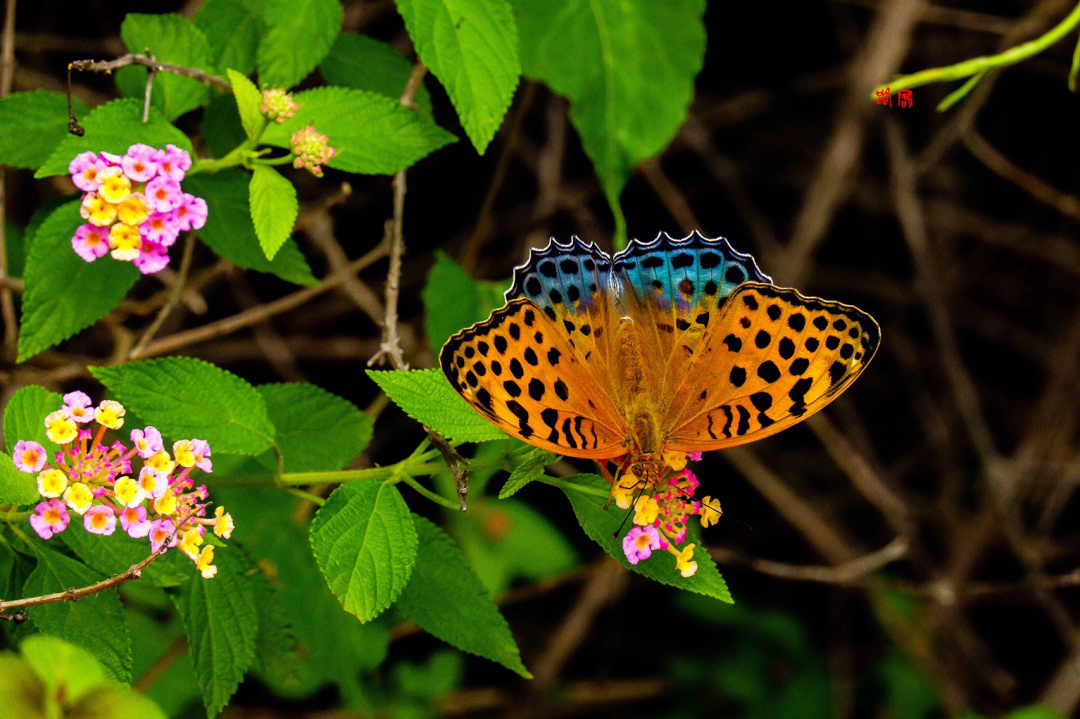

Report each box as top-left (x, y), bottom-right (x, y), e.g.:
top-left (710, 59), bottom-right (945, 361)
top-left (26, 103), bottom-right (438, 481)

top-left (873, 2), bottom-right (1080, 98)
top-left (278, 454), bottom-right (511, 487)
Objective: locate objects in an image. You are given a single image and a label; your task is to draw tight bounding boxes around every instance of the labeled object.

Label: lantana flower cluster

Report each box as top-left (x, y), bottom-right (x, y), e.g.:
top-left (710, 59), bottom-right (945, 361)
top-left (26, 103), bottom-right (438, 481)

top-left (611, 451), bottom-right (720, 577)
top-left (260, 88), bottom-right (298, 123)
top-left (290, 126), bottom-right (336, 177)
top-left (11, 392), bottom-right (232, 579)
top-left (68, 144), bottom-right (207, 274)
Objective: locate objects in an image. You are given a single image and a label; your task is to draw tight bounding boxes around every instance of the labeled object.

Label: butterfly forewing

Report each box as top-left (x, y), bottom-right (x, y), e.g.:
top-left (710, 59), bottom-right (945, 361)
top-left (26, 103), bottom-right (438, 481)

top-left (662, 283), bottom-right (880, 450)
top-left (440, 298), bottom-right (628, 459)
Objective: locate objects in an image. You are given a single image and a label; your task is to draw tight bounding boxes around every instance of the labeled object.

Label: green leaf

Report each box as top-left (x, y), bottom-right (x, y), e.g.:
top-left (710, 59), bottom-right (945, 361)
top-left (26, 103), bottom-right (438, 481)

top-left (422, 250), bottom-right (482, 350)
top-left (215, 488), bottom-right (389, 698)
top-left (1004, 707), bottom-right (1069, 719)
top-left (261, 86), bottom-right (456, 174)
top-left (0, 91), bottom-right (89, 169)
top-left (395, 0), bottom-right (520, 153)
top-left (320, 33), bottom-right (434, 117)
top-left (557, 473), bottom-right (732, 602)
top-left (3, 385), bottom-right (62, 456)
top-left (309, 481), bottom-right (418, 622)
top-left (23, 545), bottom-right (133, 681)
top-left (0, 452), bottom-right (39, 505)
top-left (115, 14), bottom-right (216, 121)
top-left (257, 0), bottom-right (344, 88)
top-left (249, 165), bottom-right (297, 260)
top-left (513, 0), bottom-right (706, 242)
top-left (17, 200), bottom-right (139, 362)
top-left (91, 357), bottom-right (276, 455)
top-left (398, 515), bottom-right (530, 676)
top-left (497, 446), bottom-right (553, 498)
top-left (200, 93), bottom-right (248, 158)
top-left (21, 634), bottom-right (108, 704)
top-left (227, 68), bottom-right (266, 139)
top-left (172, 548), bottom-right (259, 717)
top-left (367, 368), bottom-right (508, 443)
top-left (66, 684), bottom-right (169, 719)
top-left (880, 650), bottom-right (939, 719)
top-left (61, 527), bottom-right (191, 587)
top-left (195, 0), bottom-right (265, 75)
top-left (36, 99), bottom-right (194, 177)
top-left (456, 498), bottom-right (577, 593)
top-left (258, 383), bottom-right (373, 472)
top-left (184, 171), bottom-right (317, 286)
top-left (250, 569), bottom-right (304, 690)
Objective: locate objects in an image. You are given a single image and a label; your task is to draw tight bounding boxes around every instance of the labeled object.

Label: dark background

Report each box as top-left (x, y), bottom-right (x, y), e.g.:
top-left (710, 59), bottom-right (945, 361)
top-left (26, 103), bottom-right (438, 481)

top-left (6, 0), bottom-right (1080, 717)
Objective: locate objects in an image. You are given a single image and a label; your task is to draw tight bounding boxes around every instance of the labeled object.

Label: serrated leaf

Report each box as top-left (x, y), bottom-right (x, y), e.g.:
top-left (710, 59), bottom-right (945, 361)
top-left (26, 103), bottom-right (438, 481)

top-left (367, 368), bottom-right (509, 443)
top-left (558, 473), bottom-right (732, 602)
top-left (395, 0), bottom-right (520, 153)
top-left (91, 357), bottom-right (276, 455)
top-left (61, 526), bottom-right (191, 587)
top-left (0, 452), bottom-right (39, 505)
top-left (183, 171), bottom-right (317, 286)
top-left (320, 33), bottom-right (433, 117)
top-left (0, 91), bottom-right (89, 169)
top-left (513, 0), bottom-right (705, 242)
top-left (17, 200), bottom-right (139, 361)
top-left (250, 569), bottom-right (303, 689)
top-left (497, 447), bottom-right (552, 499)
top-left (258, 383), bottom-right (372, 472)
top-left (261, 86), bottom-right (456, 174)
top-left (423, 250), bottom-right (482, 350)
top-left (3, 385), bottom-right (62, 455)
top-left (115, 14), bottom-right (216, 121)
top-left (249, 166), bottom-right (297, 260)
top-left (196, 0), bottom-right (265, 75)
top-left (227, 69), bottom-right (265, 139)
top-left (257, 0), bottom-right (343, 88)
top-left (36, 99), bottom-right (193, 177)
top-left (172, 548), bottom-right (259, 717)
top-left (310, 481), bottom-right (418, 622)
top-left (397, 515), bottom-right (530, 676)
top-left (23, 545), bottom-right (133, 681)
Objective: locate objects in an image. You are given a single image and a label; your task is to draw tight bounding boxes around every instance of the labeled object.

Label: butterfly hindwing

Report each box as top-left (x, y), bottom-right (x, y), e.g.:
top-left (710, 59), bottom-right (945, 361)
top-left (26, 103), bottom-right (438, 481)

top-left (440, 298), bottom-right (628, 459)
top-left (663, 283), bottom-right (880, 450)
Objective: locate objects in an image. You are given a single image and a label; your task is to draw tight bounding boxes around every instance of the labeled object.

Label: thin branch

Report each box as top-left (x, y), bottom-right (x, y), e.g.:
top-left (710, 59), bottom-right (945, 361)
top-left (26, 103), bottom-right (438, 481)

top-left (129, 233), bottom-right (196, 359)
top-left (0, 0), bottom-right (19, 359)
top-left (139, 242), bottom-right (390, 358)
top-left (66, 53), bottom-right (229, 133)
top-left (709, 537), bottom-right (908, 586)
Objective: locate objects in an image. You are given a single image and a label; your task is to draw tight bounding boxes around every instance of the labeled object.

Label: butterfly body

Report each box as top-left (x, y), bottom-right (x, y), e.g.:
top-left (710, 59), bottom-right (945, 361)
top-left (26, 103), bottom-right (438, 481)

top-left (441, 232), bottom-right (880, 491)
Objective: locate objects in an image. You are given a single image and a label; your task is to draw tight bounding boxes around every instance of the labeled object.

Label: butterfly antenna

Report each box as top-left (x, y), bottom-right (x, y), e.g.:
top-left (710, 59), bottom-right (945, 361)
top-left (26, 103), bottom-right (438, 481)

top-left (612, 484), bottom-right (647, 539)
top-left (664, 479), bottom-right (728, 523)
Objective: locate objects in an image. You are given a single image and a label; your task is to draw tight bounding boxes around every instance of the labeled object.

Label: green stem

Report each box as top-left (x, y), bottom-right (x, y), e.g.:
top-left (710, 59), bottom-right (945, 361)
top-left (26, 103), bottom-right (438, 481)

top-left (398, 475), bottom-right (460, 510)
top-left (188, 116), bottom-right (272, 175)
top-left (283, 487), bottom-right (326, 506)
top-left (873, 2), bottom-right (1080, 99)
top-left (250, 154), bottom-right (295, 167)
top-left (278, 454), bottom-right (511, 487)
top-left (936, 70), bottom-right (989, 111)
top-left (1070, 30), bottom-right (1080, 91)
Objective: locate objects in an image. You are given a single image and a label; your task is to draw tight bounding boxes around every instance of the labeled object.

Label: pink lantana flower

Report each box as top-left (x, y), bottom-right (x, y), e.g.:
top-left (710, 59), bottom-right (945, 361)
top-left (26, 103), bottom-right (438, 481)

top-left (144, 176), bottom-right (183, 213)
top-left (149, 518), bottom-right (178, 553)
top-left (62, 391), bottom-right (95, 424)
top-left (155, 144), bottom-right (191, 182)
top-left (29, 499), bottom-right (70, 539)
top-left (84, 504), bottom-right (117, 535)
top-left (69, 152), bottom-right (107, 192)
top-left (71, 224), bottom-right (110, 262)
top-left (13, 440), bottom-right (46, 473)
top-left (140, 212), bottom-right (180, 246)
top-left (622, 525), bottom-right (661, 565)
top-left (133, 241), bottom-right (170, 275)
top-left (120, 505), bottom-right (152, 538)
top-left (175, 193), bottom-right (207, 231)
top-left (121, 143), bottom-right (160, 182)
top-left (130, 426), bottom-right (163, 459)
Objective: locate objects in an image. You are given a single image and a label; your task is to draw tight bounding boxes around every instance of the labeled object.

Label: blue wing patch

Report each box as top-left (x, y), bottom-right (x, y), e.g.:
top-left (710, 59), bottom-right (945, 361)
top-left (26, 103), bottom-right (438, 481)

top-left (611, 231), bottom-right (771, 310)
top-left (505, 236), bottom-right (613, 319)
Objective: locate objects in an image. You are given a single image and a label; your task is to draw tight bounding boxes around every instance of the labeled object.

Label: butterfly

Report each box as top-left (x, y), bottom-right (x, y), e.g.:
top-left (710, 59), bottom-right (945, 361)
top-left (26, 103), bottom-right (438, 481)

top-left (440, 232), bottom-right (879, 484)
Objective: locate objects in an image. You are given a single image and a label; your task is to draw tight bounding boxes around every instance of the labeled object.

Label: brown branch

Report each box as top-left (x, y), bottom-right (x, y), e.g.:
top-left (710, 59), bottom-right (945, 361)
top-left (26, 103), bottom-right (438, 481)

top-left (0, 517), bottom-right (191, 619)
top-left (138, 242), bottom-right (390, 357)
top-left (0, 0), bottom-right (18, 359)
top-left (66, 53), bottom-right (229, 134)
top-left (129, 232), bottom-right (196, 359)
top-left (710, 537), bottom-right (908, 586)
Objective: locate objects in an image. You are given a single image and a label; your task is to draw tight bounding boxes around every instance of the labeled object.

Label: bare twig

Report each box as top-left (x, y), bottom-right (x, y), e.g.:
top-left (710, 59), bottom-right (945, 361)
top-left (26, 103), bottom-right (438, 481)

top-left (66, 53), bottom-right (229, 133)
top-left (0, 0), bottom-right (19, 359)
top-left (710, 537), bottom-right (908, 586)
top-left (129, 233), bottom-right (196, 359)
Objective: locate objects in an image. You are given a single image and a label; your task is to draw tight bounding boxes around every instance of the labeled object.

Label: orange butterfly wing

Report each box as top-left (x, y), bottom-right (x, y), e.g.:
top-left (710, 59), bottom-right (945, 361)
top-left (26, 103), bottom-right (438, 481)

top-left (662, 283), bottom-right (880, 451)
